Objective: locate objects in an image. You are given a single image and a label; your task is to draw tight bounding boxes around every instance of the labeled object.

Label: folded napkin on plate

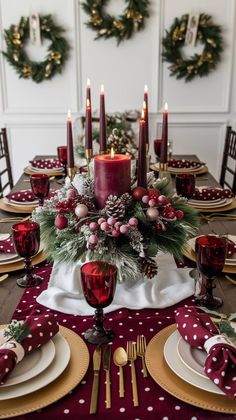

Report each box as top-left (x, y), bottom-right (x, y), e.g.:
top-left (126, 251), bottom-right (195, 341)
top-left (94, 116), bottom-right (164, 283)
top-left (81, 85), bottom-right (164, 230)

top-left (175, 306), bottom-right (236, 398)
top-left (168, 159), bottom-right (202, 169)
top-left (0, 237), bottom-right (15, 254)
top-left (29, 159), bottom-right (63, 169)
top-left (7, 190), bottom-right (37, 202)
top-left (191, 188), bottom-right (234, 200)
top-left (0, 314), bottom-right (59, 385)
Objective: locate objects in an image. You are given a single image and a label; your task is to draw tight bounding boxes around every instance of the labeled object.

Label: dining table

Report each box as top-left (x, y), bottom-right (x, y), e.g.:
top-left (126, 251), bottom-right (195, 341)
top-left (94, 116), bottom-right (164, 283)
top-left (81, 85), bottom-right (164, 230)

top-left (0, 154), bottom-right (236, 420)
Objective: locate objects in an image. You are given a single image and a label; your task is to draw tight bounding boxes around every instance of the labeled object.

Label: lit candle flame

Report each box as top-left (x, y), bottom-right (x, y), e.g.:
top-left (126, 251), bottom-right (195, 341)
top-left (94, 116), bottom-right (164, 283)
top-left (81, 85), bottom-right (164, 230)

top-left (86, 98), bottom-right (90, 108)
top-left (164, 102), bottom-right (168, 111)
top-left (144, 84), bottom-right (148, 93)
top-left (87, 78), bottom-right (90, 87)
top-left (141, 109), bottom-right (145, 120)
top-left (143, 100), bottom-right (147, 111)
top-left (111, 147), bottom-right (115, 159)
top-left (101, 84), bottom-right (105, 94)
top-left (67, 109), bottom-right (71, 119)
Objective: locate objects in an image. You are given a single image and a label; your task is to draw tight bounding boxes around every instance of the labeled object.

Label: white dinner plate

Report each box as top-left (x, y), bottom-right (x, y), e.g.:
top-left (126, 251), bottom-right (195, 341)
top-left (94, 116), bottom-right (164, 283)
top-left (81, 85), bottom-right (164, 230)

top-left (0, 337), bottom-right (55, 387)
top-left (0, 332), bottom-right (70, 399)
top-left (188, 198), bottom-right (233, 209)
top-left (177, 336), bottom-right (206, 378)
top-left (9, 199), bottom-right (38, 205)
top-left (0, 253), bottom-right (22, 265)
top-left (188, 198), bottom-right (222, 205)
top-left (29, 165), bottom-right (63, 173)
top-left (188, 235), bottom-right (236, 265)
top-left (3, 199), bottom-right (38, 208)
top-left (164, 329), bottom-right (224, 395)
top-left (169, 165), bottom-right (204, 173)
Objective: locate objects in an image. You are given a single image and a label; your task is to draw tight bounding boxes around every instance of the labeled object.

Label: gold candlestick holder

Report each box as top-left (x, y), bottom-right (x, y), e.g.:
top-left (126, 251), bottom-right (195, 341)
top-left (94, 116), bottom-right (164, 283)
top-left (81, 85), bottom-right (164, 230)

top-left (159, 162), bottom-right (168, 172)
top-left (85, 149), bottom-right (93, 177)
top-left (67, 166), bottom-right (76, 181)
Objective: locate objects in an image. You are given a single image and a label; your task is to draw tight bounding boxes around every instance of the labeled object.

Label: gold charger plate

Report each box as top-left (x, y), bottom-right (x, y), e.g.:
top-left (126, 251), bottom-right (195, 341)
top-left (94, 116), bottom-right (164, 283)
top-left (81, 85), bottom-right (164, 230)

top-left (189, 197), bottom-right (236, 213)
top-left (182, 242), bottom-right (236, 274)
top-left (150, 163), bottom-right (208, 176)
top-left (0, 325), bottom-right (89, 419)
top-left (145, 324), bottom-right (236, 413)
top-left (24, 166), bottom-right (64, 177)
top-left (0, 198), bottom-right (36, 214)
top-left (0, 250), bottom-right (46, 274)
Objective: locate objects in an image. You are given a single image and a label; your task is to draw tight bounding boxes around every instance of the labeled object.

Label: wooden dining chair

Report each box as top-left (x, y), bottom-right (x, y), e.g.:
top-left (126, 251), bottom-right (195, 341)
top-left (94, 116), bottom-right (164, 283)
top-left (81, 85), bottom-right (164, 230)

top-left (0, 128), bottom-right (13, 198)
top-left (219, 126), bottom-right (236, 193)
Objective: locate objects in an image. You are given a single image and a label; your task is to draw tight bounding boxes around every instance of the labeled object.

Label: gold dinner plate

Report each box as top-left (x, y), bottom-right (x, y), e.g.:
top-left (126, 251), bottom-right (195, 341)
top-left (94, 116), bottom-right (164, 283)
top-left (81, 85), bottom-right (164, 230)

top-left (189, 197), bottom-right (236, 213)
top-left (150, 163), bottom-right (208, 176)
top-left (182, 241), bottom-right (236, 274)
top-left (145, 324), bottom-right (236, 413)
top-left (0, 325), bottom-right (89, 419)
top-left (24, 166), bottom-right (64, 177)
top-left (0, 250), bottom-right (46, 274)
top-left (0, 198), bottom-right (36, 214)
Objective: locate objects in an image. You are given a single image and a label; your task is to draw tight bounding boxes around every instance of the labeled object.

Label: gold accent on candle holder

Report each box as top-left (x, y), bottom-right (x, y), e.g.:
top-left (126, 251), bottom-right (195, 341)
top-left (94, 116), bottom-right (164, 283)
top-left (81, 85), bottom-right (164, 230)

top-left (159, 162), bottom-right (168, 172)
top-left (67, 167), bottom-right (76, 181)
top-left (85, 149), bottom-right (93, 177)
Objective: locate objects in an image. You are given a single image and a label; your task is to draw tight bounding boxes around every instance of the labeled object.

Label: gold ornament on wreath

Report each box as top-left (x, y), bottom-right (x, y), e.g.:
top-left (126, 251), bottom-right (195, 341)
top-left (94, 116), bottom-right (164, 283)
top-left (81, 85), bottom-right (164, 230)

top-left (82, 0), bottom-right (149, 44)
top-left (162, 13), bottom-right (223, 82)
top-left (2, 15), bottom-right (69, 83)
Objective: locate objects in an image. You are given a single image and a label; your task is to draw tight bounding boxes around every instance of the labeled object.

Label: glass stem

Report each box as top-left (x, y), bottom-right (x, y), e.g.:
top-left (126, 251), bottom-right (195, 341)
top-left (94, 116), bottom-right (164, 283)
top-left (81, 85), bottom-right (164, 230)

top-left (94, 308), bottom-right (105, 332)
top-left (205, 276), bottom-right (215, 303)
top-left (39, 198), bottom-right (44, 206)
top-left (24, 258), bottom-right (34, 285)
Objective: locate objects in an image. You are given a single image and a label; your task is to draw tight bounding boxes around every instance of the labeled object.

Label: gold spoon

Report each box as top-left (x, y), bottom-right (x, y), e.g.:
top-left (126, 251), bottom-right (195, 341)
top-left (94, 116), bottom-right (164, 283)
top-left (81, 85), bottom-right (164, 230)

top-left (0, 274), bottom-right (9, 283)
top-left (113, 347), bottom-right (128, 398)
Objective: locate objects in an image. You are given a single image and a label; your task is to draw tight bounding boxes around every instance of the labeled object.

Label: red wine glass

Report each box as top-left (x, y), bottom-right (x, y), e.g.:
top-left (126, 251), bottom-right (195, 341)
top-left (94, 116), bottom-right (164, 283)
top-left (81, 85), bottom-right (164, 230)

top-left (57, 146), bottom-right (67, 179)
top-left (175, 173), bottom-right (196, 198)
top-left (12, 221), bottom-right (43, 288)
top-left (154, 139), bottom-right (162, 161)
top-left (81, 261), bottom-right (117, 345)
top-left (30, 174), bottom-right (50, 206)
top-left (195, 235), bottom-right (227, 309)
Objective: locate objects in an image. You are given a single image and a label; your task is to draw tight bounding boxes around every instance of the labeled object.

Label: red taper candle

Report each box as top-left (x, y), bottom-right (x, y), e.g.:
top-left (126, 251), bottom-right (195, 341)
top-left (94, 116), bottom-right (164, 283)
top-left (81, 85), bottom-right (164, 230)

top-left (67, 110), bottom-right (74, 168)
top-left (85, 98), bottom-right (92, 150)
top-left (144, 85), bottom-right (149, 147)
top-left (86, 78), bottom-right (91, 102)
top-left (137, 109), bottom-right (147, 188)
top-left (99, 84), bottom-right (107, 153)
top-left (160, 102), bottom-right (168, 164)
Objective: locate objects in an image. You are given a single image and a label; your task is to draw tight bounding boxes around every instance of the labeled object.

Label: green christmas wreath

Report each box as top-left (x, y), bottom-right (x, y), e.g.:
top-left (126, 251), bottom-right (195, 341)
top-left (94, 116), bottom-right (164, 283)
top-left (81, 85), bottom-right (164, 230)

top-left (162, 13), bottom-right (223, 82)
top-left (2, 15), bottom-right (69, 83)
top-left (82, 0), bottom-right (149, 44)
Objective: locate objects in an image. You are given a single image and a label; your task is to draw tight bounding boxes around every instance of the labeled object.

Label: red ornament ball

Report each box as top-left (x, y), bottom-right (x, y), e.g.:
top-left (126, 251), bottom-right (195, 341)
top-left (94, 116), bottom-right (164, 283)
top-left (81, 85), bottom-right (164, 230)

top-left (175, 210), bottom-right (184, 219)
top-left (132, 186), bottom-right (148, 201)
top-left (55, 214), bottom-right (68, 230)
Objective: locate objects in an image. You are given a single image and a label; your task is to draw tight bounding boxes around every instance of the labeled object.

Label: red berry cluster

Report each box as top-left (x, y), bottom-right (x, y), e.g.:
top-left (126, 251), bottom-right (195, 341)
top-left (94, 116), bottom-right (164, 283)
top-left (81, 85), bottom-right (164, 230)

top-left (161, 205), bottom-right (184, 220)
top-left (55, 199), bottom-right (76, 213)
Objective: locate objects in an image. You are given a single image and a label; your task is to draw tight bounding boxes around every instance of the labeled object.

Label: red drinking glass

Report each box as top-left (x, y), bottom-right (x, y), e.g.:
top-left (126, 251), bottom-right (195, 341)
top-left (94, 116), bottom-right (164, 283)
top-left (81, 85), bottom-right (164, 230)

top-left (175, 173), bottom-right (195, 198)
top-left (57, 146), bottom-right (67, 177)
top-left (195, 235), bottom-right (227, 309)
top-left (154, 139), bottom-right (162, 161)
top-left (12, 221), bottom-right (43, 288)
top-left (81, 261), bottom-right (117, 344)
top-left (30, 174), bottom-right (50, 206)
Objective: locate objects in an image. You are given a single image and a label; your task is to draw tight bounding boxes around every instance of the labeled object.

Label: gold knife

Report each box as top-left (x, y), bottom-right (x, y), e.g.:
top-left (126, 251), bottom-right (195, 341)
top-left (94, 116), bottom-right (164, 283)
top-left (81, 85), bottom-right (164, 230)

top-left (90, 346), bottom-right (101, 415)
top-left (103, 344), bottom-right (112, 409)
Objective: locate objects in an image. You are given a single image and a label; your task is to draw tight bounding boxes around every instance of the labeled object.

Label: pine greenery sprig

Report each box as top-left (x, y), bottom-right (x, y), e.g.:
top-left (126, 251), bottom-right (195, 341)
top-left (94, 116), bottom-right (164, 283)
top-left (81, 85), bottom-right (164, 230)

top-left (4, 320), bottom-right (29, 343)
top-left (199, 307), bottom-right (236, 340)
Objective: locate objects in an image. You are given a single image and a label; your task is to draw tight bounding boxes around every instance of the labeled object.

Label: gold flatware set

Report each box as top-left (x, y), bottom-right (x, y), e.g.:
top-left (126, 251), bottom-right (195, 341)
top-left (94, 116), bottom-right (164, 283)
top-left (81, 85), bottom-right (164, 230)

top-left (89, 335), bottom-right (148, 414)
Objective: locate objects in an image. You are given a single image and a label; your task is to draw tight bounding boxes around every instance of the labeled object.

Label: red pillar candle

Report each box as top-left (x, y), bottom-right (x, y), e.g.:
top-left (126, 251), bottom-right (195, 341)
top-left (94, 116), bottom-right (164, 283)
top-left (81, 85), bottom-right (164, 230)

top-left (144, 85), bottom-right (149, 149)
top-left (137, 109), bottom-right (147, 188)
top-left (94, 151), bottom-right (131, 209)
top-left (160, 102), bottom-right (168, 164)
top-left (67, 110), bottom-right (74, 168)
top-left (99, 84), bottom-right (107, 153)
top-left (85, 98), bottom-right (92, 150)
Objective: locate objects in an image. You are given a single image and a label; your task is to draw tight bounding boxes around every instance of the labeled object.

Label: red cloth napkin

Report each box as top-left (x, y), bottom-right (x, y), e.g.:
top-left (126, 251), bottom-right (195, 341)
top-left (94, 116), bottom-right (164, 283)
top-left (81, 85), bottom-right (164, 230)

top-left (191, 188), bottom-right (234, 200)
top-left (29, 159), bottom-right (63, 169)
top-left (0, 237), bottom-right (15, 254)
top-left (175, 306), bottom-right (236, 398)
top-left (0, 314), bottom-right (59, 385)
top-left (168, 159), bottom-right (202, 169)
top-left (7, 190), bottom-right (37, 202)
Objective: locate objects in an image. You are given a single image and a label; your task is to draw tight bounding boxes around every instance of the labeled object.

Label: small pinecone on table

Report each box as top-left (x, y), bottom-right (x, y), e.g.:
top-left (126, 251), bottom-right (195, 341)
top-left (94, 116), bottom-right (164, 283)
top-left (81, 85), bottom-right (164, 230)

top-left (77, 195), bottom-right (96, 211)
top-left (138, 256), bottom-right (158, 279)
top-left (104, 195), bottom-right (126, 220)
top-left (120, 192), bottom-right (133, 208)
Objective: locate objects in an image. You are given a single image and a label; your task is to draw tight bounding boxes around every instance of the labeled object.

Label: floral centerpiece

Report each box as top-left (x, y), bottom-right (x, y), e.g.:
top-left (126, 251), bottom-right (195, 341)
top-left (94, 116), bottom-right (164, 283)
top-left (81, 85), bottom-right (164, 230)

top-left (33, 173), bottom-right (199, 282)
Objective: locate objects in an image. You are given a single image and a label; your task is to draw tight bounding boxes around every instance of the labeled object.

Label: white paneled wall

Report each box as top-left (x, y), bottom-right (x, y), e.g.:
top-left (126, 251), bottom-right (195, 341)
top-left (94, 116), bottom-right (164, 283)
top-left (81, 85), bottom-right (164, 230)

top-left (0, 0), bottom-right (236, 181)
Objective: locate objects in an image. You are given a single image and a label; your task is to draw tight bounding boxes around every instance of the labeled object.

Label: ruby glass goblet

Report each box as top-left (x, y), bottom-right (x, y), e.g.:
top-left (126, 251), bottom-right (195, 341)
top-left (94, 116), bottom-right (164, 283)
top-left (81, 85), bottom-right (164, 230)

top-left (30, 174), bottom-right (50, 206)
top-left (81, 261), bottom-right (117, 345)
top-left (195, 235), bottom-right (227, 309)
top-left (175, 173), bottom-right (196, 199)
top-left (57, 146), bottom-right (67, 181)
top-left (12, 221), bottom-right (43, 288)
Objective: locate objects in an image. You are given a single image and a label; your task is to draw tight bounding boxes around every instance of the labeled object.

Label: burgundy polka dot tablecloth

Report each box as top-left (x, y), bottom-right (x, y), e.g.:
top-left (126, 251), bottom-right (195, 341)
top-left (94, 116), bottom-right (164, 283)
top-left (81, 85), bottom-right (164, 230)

top-left (6, 263), bottom-right (233, 420)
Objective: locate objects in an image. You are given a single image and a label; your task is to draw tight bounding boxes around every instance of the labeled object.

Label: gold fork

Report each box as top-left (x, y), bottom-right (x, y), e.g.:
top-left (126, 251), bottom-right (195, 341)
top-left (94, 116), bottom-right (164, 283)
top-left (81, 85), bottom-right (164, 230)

top-left (0, 216), bottom-right (31, 223)
top-left (126, 341), bottom-right (139, 407)
top-left (137, 335), bottom-right (148, 378)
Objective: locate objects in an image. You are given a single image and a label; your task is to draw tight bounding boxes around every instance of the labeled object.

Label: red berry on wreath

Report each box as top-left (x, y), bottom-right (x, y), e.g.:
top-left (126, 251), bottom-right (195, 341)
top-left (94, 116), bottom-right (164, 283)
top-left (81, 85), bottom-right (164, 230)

top-left (175, 210), bottom-right (184, 219)
top-left (55, 214), bottom-right (68, 230)
top-left (157, 195), bottom-right (169, 205)
top-left (66, 188), bottom-right (78, 200)
top-left (148, 188), bottom-right (160, 201)
top-left (132, 186), bottom-right (148, 201)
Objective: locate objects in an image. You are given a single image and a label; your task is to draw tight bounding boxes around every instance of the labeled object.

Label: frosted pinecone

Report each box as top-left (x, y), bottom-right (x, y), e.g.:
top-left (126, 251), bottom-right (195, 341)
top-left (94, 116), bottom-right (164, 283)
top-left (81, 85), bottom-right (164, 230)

top-left (73, 174), bottom-right (94, 198)
top-left (128, 228), bottom-right (143, 252)
top-left (120, 192), bottom-right (133, 207)
top-left (77, 195), bottom-right (96, 211)
top-left (138, 256), bottom-right (158, 279)
top-left (104, 195), bottom-right (125, 220)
